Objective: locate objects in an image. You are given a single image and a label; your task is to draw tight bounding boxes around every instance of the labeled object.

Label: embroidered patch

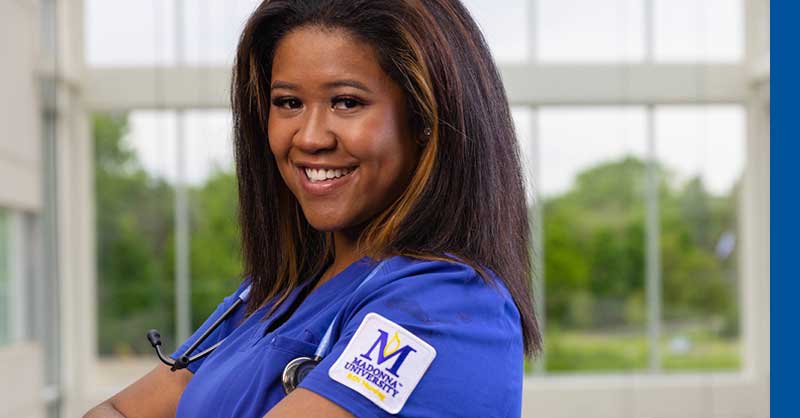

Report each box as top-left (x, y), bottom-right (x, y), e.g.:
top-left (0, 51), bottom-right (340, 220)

top-left (328, 312), bottom-right (437, 414)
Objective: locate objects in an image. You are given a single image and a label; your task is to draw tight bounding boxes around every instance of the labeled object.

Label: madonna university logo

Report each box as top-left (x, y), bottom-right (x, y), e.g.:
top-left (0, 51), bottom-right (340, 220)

top-left (360, 329), bottom-right (417, 377)
top-left (329, 312), bottom-right (437, 414)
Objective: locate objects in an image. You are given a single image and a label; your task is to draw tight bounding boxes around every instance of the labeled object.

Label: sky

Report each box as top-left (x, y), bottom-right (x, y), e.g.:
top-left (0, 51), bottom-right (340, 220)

top-left (86, 0), bottom-right (745, 197)
top-left (123, 105), bottom-right (744, 200)
top-left (85, 0), bottom-right (743, 65)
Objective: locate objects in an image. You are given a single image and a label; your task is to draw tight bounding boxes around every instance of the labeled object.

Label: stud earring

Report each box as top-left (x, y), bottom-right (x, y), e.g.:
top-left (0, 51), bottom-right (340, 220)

top-left (416, 126), bottom-right (432, 146)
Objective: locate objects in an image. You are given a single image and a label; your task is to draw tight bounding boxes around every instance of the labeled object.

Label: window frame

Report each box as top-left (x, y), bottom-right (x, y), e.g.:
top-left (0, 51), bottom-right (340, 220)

top-left (76, 0), bottom-right (770, 416)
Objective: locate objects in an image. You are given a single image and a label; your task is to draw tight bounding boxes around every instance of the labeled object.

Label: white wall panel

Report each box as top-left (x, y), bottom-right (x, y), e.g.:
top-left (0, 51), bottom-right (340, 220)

top-left (84, 64), bottom-right (748, 111)
top-left (0, 342), bottom-right (45, 418)
top-left (0, 0), bottom-right (42, 211)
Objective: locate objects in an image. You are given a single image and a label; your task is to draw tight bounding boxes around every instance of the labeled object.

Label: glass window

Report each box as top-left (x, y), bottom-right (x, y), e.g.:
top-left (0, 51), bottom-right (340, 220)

top-left (86, 0), bottom-right (533, 66)
top-left (538, 107), bottom-right (648, 372)
top-left (0, 209), bottom-right (26, 347)
top-left (95, 109), bottom-right (241, 356)
top-left (512, 107), bottom-right (536, 206)
top-left (184, 111), bottom-right (235, 185)
top-left (539, 107), bottom-right (647, 198)
top-left (85, 0), bottom-right (177, 66)
top-left (654, 105), bottom-right (744, 370)
top-left (126, 112), bottom-right (180, 181)
top-left (534, 105), bottom-right (744, 373)
top-left (40, 0), bottom-right (57, 58)
top-left (537, 0), bottom-right (645, 62)
top-left (653, 0), bottom-right (744, 62)
top-left (182, 0), bottom-right (261, 65)
top-left (0, 208), bottom-right (9, 345)
top-left (462, 0), bottom-right (529, 62)
top-left (183, 110), bottom-right (241, 329)
top-left (95, 111), bottom-right (177, 356)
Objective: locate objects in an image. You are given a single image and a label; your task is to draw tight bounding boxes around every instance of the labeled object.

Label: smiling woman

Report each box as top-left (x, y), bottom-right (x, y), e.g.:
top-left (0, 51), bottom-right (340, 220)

top-left (84, 1), bottom-right (540, 418)
top-left (268, 27), bottom-right (420, 240)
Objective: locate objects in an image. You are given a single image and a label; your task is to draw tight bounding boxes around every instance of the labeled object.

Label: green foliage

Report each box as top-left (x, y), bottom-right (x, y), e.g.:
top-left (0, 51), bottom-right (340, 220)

top-left (94, 113), bottom-right (740, 370)
top-left (541, 155), bottom-right (740, 371)
top-left (94, 113), bottom-right (241, 356)
top-left (188, 169), bottom-right (241, 327)
top-left (543, 157), bottom-right (650, 329)
top-left (95, 113), bottom-right (175, 355)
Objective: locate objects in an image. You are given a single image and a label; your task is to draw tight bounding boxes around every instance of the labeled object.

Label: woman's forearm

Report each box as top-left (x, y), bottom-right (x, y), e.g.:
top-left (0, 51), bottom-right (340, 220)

top-left (83, 402), bottom-right (126, 418)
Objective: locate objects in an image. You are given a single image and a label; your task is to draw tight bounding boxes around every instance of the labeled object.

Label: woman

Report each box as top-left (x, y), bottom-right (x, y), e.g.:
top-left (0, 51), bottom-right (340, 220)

top-left (85, 0), bottom-right (541, 417)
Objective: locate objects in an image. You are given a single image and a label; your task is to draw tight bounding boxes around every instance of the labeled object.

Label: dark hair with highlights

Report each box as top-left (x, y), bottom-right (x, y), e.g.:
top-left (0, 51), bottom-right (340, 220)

top-left (231, 0), bottom-right (542, 356)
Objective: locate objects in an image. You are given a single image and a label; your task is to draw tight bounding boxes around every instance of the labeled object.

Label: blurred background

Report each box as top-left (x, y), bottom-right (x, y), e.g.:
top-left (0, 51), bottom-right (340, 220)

top-left (0, 0), bottom-right (770, 417)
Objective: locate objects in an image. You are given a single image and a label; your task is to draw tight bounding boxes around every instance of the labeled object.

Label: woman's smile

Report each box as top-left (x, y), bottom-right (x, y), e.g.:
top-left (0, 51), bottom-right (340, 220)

top-left (295, 163), bottom-right (360, 197)
top-left (303, 166), bottom-right (356, 183)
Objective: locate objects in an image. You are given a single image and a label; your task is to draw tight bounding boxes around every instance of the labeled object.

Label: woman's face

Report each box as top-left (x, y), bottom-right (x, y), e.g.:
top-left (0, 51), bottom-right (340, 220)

top-left (268, 26), bottom-right (420, 233)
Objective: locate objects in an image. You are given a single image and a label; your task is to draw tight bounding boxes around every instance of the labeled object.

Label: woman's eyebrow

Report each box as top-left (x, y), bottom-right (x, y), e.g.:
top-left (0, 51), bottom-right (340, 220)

top-left (322, 79), bottom-right (373, 94)
top-left (271, 80), bottom-right (298, 91)
top-left (270, 79), bottom-right (373, 94)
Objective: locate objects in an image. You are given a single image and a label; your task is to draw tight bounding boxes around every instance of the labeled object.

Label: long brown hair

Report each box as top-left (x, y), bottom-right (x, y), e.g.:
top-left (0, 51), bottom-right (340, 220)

top-left (231, 0), bottom-right (542, 356)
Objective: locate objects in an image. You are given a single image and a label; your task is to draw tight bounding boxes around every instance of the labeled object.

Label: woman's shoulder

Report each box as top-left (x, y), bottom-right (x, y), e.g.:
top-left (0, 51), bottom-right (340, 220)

top-left (378, 254), bottom-right (515, 299)
top-left (328, 254), bottom-right (524, 417)
top-left (354, 254), bottom-right (521, 332)
top-left (376, 254), bottom-right (496, 281)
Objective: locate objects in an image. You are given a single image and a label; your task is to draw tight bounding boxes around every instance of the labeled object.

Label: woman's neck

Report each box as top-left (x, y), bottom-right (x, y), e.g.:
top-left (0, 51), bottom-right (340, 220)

top-left (312, 228), bottom-right (363, 293)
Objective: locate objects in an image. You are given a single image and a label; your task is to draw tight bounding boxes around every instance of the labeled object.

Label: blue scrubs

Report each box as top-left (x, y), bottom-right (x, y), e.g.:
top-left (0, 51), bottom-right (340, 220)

top-left (171, 255), bottom-right (523, 418)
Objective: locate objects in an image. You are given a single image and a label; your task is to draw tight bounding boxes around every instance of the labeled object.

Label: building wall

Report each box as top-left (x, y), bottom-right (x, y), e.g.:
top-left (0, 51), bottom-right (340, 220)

top-left (0, 0), bottom-right (42, 212)
top-left (0, 0), bottom-right (45, 418)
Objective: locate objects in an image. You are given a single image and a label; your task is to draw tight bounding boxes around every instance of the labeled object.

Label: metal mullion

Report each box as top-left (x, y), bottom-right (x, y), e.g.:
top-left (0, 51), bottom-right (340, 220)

top-left (528, 0), bottom-right (538, 63)
top-left (174, 0), bottom-right (191, 344)
top-left (175, 112), bottom-right (191, 344)
top-left (644, 0), bottom-right (654, 63)
top-left (645, 105), bottom-right (662, 372)
top-left (530, 106), bottom-right (546, 375)
top-left (0, 210), bottom-right (7, 345)
top-left (42, 108), bottom-right (61, 418)
top-left (10, 211), bottom-right (28, 342)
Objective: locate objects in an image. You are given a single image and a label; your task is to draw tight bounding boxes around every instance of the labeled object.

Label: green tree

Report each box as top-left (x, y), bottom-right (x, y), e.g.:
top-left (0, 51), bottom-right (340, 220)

top-left (543, 156), bottom-right (738, 334)
top-left (189, 168), bottom-right (242, 327)
top-left (95, 113), bottom-right (175, 355)
top-left (95, 113), bottom-right (243, 355)
top-left (543, 157), bottom-right (649, 329)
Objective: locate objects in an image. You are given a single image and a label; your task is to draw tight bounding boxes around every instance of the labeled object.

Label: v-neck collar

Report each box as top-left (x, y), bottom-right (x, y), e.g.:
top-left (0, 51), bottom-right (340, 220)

top-left (257, 255), bottom-right (377, 336)
top-left (303, 255), bottom-right (376, 300)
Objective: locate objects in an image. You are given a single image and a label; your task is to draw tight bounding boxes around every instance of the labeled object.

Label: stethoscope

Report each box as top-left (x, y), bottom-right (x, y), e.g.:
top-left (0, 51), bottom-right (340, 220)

top-left (147, 260), bottom-right (386, 394)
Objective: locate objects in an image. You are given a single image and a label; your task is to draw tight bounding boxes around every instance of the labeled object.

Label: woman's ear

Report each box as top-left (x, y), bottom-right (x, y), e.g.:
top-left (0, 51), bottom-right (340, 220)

top-left (415, 126), bottom-right (431, 146)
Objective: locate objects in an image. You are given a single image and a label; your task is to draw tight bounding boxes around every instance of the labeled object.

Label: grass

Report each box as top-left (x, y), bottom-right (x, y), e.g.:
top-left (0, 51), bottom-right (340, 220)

top-left (524, 327), bottom-right (740, 374)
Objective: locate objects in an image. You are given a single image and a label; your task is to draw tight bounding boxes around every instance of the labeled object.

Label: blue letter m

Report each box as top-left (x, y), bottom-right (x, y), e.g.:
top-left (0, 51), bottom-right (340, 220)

top-left (360, 330), bottom-right (417, 377)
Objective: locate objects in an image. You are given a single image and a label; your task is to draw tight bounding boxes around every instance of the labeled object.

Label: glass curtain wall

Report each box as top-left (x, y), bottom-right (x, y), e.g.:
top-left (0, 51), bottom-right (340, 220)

top-left (535, 105), bottom-right (743, 372)
top-left (86, 0), bottom-right (746, 374)
top-left (94, 110), bottom-right (238, 356)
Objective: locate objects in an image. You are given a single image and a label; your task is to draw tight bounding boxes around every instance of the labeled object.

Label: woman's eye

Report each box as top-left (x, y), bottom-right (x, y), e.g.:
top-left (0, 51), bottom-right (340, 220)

top-left (331, 97), bottom-right (362, 111)
top-left (272, 97), bottom-right (302, 109)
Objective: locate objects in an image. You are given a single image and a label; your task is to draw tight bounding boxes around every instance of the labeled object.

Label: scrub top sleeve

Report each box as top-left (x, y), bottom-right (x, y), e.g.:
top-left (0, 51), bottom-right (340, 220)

top-left (169, 278), bottom-right (251, 374)
top-left (298, 260), bottom-right (524, 418)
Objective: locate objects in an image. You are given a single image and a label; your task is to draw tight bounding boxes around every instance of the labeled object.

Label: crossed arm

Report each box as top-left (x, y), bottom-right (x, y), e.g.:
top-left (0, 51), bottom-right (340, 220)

top-left (83, 364), bottom-right (354, 418)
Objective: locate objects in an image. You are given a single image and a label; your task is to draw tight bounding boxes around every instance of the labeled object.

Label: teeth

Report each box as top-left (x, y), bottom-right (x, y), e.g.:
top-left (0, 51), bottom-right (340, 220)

top-left (304, 167), bottom-right (355, 183)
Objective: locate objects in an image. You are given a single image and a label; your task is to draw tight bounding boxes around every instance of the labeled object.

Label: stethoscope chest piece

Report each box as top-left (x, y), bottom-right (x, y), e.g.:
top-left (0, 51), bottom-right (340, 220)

top-left (148, 260), bottom-right (389, 395)
top-left (282, 356), bottom-right (321, 394)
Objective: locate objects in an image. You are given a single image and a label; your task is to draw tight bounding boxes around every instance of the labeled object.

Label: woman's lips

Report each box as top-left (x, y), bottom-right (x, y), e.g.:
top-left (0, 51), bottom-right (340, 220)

top-left (297, 165), bottom-right (358, 196)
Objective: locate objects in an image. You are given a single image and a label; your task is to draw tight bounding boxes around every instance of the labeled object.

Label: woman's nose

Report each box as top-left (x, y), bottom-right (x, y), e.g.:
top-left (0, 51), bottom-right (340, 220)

top-left (293, 106), bottom-right (336, 153)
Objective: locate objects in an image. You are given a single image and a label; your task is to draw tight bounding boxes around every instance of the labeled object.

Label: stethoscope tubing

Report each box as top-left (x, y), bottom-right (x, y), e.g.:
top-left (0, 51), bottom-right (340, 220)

top-left (169, 286), bottom-right (253, 369)
top-left (151, 259), bottom-right (386, 371)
